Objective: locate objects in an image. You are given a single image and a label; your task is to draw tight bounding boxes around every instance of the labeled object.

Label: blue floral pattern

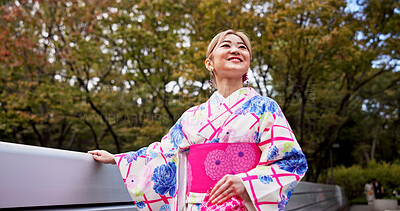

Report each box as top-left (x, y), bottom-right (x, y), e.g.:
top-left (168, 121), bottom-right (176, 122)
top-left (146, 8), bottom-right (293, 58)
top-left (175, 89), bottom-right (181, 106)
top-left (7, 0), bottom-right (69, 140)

top-left (234, 107), bottom-right (249, 115)
top-left (235, 95), bottom-right (280, 116)
top-left (159, 204), bottom-right (171, 211)
top-left (151, 162), bottom-right (177, 197)
top-left (278, 195), bottom-right (289, 211)
top-left (259, 174), bottom-right (273, 184)
top-left (267, 99), bottom-right (279, 114)
top-left (135, 200), bottom-right (146, 209)
top-left (285, 181), bottom-right (298, 199)
top-left (275, 148), bottom-right (308, 175)
top-left (170, 120), bottom-right (184, 149)
top-left (253, 131), bottom-right (260, 143)
top-left (268, 146), bottom-right (279, 160)
top-left (145, 150), bottom-right (159, 164)
top-left (137, 147), bottom-right (148, 156)
top-left (145, 156), bottom-right (152, 165)
top-left (206, 137), bottom-right (219, 143)
top-left (162, 150), bottom-right (175, 158)
top-left (124, 151), bottom-right (138, 164)
top-left (124, 147), bottom-right (148, 164)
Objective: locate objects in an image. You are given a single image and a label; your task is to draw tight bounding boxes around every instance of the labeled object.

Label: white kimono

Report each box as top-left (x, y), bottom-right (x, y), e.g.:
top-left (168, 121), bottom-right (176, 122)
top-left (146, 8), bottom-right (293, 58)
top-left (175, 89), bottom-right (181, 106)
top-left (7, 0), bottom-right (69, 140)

top-left (114, 87), bottom-right (307, 211)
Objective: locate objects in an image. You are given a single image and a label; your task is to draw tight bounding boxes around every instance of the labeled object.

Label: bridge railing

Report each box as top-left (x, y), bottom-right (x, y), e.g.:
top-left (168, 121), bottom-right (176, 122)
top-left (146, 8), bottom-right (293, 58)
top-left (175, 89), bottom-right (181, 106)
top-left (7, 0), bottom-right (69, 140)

top-left (0, 141), bottom-right (346, 210)
top-left (286, 181), bottom-right (346, 211)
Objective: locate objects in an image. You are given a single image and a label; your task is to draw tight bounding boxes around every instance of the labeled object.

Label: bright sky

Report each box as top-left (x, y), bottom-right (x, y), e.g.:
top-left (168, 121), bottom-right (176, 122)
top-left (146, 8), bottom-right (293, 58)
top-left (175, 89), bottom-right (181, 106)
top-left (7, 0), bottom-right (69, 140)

top-left (345, 0), bottom-right (363, 13)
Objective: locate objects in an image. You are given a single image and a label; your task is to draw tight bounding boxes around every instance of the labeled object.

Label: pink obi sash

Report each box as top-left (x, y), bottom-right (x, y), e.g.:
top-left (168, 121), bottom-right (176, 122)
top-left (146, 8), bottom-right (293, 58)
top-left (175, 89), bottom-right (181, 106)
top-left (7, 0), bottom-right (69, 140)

top-left (187, 143), bottom-right (261, 193)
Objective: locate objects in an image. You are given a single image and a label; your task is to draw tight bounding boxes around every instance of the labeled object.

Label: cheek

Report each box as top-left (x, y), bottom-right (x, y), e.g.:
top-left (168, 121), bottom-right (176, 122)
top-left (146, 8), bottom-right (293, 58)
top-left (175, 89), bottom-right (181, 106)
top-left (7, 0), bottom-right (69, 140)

top-left (244, 52), bottom-right (251, 61)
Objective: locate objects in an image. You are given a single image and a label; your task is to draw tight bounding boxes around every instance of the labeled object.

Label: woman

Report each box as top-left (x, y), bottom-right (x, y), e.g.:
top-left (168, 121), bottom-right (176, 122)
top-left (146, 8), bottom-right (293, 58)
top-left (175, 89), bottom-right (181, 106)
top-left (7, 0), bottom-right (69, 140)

top-left (89, 29), bottom-right (307, 211)
top-left (364, 180), bottom-right (375, 205)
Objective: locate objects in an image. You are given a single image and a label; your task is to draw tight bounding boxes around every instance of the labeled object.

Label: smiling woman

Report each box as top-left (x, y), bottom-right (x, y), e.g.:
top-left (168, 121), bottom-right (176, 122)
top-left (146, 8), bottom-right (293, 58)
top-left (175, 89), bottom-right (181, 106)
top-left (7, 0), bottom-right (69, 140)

top-left (88, 29), bottom-right (307, 211)
top-left (205, 30), bottom-right (252, 97)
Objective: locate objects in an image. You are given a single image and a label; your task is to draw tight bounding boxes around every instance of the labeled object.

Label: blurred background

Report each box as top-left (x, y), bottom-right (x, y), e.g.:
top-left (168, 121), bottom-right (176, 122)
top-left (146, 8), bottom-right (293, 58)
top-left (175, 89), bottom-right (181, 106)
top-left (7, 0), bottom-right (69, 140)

top-left (0, 0), bottom-right (399, 205)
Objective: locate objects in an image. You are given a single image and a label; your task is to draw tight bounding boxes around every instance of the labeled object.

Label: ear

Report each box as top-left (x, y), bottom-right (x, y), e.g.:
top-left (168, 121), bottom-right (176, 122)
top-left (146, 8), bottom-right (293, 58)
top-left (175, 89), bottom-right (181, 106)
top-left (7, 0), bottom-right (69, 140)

top-left (205, 59), bottom-right (213, 72)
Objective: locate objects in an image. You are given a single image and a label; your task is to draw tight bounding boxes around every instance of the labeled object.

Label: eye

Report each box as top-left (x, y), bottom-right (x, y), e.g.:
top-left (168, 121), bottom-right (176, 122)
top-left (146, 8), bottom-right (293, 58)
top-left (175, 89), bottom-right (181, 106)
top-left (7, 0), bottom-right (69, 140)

top-left (239, 45), bottom-right (247, 49)
top-left (221, 44), bottom-right (230, 48)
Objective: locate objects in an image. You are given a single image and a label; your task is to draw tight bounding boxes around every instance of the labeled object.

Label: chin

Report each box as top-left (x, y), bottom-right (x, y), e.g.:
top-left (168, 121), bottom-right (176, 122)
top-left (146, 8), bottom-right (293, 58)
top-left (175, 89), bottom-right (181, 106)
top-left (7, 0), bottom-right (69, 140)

top-left (226, 65), bottom-right (247, 71)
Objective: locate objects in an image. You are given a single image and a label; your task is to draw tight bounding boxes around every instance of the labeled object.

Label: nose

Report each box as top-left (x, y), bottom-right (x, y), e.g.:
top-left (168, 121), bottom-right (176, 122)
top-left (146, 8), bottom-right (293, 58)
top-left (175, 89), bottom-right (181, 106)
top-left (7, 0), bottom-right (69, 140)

top-left (230, 47), bottom-right (240, 55)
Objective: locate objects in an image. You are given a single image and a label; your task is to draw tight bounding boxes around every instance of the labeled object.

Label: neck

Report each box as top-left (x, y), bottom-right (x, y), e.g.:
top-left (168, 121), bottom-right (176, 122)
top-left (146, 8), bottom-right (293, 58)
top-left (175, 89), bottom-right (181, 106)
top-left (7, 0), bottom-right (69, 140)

top-left (215, 78), bottom-right (244, 98)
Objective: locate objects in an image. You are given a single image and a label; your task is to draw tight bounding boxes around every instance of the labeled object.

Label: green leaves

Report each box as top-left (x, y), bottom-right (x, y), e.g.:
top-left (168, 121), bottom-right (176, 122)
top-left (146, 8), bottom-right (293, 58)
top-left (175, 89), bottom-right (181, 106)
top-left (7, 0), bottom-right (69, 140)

top-left (319, 161), bottom-right (400, 201)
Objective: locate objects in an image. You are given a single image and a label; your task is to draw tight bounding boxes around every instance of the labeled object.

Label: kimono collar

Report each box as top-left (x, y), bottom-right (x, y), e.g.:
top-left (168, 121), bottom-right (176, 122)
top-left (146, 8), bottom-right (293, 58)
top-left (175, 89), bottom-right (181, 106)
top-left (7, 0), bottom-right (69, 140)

top-left (209, 87), bottom-right (257, 106)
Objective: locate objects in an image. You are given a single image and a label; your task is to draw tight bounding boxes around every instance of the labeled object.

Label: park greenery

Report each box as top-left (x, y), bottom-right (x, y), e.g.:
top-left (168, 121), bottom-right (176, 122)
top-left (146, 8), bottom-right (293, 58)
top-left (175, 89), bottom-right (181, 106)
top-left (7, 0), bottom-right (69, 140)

top-left (319, 161), bottom-right (400, 202)
top-left (0, 0), bottom-right (399, 184)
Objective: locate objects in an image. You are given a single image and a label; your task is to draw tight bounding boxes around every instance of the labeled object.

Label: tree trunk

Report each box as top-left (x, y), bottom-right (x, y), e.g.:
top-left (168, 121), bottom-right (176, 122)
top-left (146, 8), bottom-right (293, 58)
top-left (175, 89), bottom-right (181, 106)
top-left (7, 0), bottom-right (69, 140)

top-left (87, 99), bottom-right (121, 153)
top-left (67, 132), bottom-right (77, 149)
top-left (299, 92), bottom-right (307, 146)
top-left (370, 126), bottom-right (379, 161)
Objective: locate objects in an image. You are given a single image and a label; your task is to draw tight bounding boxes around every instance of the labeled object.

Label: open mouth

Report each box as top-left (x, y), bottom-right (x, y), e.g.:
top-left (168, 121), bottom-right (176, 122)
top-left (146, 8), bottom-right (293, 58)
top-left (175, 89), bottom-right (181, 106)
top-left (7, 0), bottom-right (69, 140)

top-left (228, 57), bottom-right (243, 62)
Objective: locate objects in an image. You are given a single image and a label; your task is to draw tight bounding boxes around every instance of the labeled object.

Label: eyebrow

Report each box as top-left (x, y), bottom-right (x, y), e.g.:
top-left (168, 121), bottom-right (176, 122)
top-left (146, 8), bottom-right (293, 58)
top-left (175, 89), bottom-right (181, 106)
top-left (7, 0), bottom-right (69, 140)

top-left (220, 40), bottom-right (245, 45)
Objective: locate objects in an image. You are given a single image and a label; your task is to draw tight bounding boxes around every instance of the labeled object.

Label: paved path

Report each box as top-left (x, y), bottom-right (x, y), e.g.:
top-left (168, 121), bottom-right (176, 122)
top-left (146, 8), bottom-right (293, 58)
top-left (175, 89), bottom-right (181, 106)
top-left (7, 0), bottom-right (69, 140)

top-left (348, 204), bottom-right (400, 211)
top-left (348, 205), bottom-right (374, 211)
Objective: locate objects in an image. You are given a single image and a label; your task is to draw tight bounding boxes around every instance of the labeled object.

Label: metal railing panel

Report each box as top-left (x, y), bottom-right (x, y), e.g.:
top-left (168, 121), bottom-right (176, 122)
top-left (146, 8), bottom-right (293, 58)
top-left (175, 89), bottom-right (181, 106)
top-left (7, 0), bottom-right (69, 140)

top-left (0, 142), bottom-right (132, 209)
top-left (286, 182), bottom-right (346, 211)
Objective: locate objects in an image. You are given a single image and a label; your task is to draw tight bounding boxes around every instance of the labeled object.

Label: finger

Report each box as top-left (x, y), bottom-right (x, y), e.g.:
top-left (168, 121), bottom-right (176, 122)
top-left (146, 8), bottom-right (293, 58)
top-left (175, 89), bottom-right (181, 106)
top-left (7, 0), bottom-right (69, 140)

top-left (209, 180), bottom-right (226, 201)
top-left (211, 175), bottom-right (235, 197)
top-left (90, 156), bottom-right (98, 161)
top-left (88, 150), bottom-right (100, 155)
top-left (87, 150), bottom-right (96, 155)
top-left (210, 175), bottom-right (227, 196)
top-left (211, 187), bottom-right (233, 204)
top-left (216, 191), bottom-right (237, 204)
top-left (92, 155), bottom-right (101, 161)
top-left (210, 182), bottom-right (231, 202)
top-left (209, 187), bottom-right (221, 201)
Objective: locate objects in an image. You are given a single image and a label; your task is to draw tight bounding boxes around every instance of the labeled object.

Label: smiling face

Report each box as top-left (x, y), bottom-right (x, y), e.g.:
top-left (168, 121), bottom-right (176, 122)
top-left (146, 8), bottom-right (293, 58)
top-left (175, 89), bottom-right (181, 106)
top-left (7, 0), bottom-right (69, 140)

top-left (206, 34), bottom-right (251, 84)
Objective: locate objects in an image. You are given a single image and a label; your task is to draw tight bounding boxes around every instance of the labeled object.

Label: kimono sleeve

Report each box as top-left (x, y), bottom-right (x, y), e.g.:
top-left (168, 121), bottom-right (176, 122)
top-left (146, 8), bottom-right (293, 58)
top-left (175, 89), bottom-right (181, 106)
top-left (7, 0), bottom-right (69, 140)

top-left (236, 98), bottom-right (308, 211)
top-left (113, 113), bottom-right (189, 211)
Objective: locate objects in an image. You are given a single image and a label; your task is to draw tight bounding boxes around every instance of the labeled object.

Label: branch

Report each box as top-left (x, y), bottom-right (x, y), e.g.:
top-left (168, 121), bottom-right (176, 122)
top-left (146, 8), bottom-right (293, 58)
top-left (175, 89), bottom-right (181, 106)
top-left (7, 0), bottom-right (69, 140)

top-left (30, 121), bottom-right (44, 147)
top-left (83, 119), bottom-right (99, 149)
top-left (353, 66), bottom-right (391, 92)
top-left (134, 56), bottom-right (175, 122)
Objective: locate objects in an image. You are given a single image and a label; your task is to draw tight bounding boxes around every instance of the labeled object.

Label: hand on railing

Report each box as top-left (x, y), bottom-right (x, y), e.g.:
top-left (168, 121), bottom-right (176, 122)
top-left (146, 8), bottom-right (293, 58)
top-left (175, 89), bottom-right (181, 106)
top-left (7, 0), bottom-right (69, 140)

top-left (88, 150), bottom-right (117, 165)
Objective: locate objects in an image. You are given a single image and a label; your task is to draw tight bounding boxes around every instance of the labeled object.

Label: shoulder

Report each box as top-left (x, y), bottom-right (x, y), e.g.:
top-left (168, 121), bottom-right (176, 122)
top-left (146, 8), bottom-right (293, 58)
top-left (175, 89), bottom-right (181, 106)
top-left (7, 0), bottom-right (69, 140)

top-left (247, 95), bottom-right (280, 108)
top-left (251, 95), bottom-right (277, 103)
top-left (246, 88), bottom-right (279, 105)
top-left (240, 94), bottom-right (282, 117)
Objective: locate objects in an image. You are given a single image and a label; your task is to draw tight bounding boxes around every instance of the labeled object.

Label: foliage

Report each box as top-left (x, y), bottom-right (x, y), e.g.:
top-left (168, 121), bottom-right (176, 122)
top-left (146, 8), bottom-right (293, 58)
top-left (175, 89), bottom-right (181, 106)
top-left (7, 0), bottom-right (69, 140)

top-left (318, 161), bottom-right (400, 201)
top-left (0, 0), bottom-right (399, 183)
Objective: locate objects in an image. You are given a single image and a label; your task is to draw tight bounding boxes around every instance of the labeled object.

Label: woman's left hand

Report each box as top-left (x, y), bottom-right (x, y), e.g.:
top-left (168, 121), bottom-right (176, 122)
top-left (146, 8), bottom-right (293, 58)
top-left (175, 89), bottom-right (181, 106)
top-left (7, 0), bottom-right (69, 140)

top-left (209, 174), bottom-right (245, 204)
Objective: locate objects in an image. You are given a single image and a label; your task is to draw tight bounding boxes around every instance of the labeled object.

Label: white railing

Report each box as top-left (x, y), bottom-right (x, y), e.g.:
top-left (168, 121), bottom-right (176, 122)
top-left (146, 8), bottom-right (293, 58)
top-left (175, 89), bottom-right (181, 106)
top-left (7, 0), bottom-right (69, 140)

top-left (0, 141), bottom-right (346, 210)
top-left (286, 182), bottom-right (346, 211)
top-left (0, 141), bottom-right (135, 210)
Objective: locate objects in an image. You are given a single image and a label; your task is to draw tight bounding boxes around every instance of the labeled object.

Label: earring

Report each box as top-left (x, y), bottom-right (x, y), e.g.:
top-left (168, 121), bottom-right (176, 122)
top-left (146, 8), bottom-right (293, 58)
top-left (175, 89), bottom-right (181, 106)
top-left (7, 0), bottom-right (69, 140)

top-left (209, 71), bottom-right (213, 96)
top-left (207, 66), bottom-right (214, 95)
top-left (243, 73), bottom-right (249, 87)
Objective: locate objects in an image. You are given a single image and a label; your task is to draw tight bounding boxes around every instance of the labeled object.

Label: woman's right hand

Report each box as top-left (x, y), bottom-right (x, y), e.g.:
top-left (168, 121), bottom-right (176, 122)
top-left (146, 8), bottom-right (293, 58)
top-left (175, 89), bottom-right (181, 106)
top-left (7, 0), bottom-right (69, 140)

top-left (87, 150), bottom-right (116, 165)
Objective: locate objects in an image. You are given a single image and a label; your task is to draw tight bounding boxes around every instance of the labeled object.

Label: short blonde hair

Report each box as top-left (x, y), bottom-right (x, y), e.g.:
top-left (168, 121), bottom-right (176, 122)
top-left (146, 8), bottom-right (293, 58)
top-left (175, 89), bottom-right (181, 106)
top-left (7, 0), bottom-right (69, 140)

top-left (206, 29), bottom-right (252, 60)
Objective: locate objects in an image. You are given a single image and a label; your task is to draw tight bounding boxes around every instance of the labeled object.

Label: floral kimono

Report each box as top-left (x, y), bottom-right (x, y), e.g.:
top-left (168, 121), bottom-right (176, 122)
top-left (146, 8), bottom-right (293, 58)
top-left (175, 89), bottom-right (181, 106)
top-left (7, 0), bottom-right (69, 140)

top-left (114, 87), bottom-right (307, 211)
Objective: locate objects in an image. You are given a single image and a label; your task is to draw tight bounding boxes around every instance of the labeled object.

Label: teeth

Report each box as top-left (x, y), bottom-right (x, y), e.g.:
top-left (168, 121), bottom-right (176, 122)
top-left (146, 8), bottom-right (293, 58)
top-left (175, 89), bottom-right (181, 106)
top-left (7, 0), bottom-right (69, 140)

top-left (229, 58), bottom-right (241, 62)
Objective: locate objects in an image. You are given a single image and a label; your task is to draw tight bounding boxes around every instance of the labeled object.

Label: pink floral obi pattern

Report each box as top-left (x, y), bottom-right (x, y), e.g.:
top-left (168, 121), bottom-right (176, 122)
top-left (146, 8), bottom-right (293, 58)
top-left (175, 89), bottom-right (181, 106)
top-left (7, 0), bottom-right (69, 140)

top-left (200, 189), bottom-right (246, 211)
top-left (187, 143), bottom-right (261, 193)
